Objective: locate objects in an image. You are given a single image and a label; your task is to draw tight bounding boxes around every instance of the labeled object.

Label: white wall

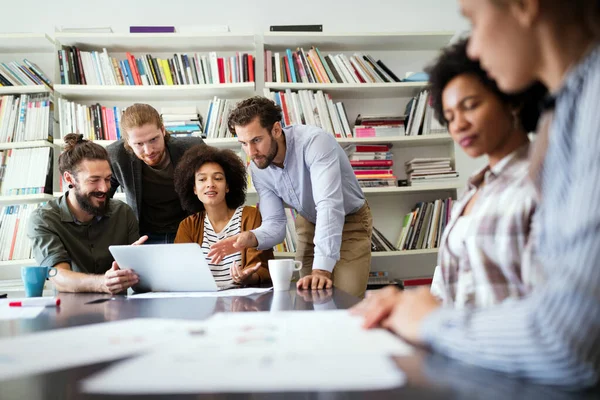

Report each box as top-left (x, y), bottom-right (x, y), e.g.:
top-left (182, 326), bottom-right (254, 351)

top-left (2, 0), bottom-right (468, 35)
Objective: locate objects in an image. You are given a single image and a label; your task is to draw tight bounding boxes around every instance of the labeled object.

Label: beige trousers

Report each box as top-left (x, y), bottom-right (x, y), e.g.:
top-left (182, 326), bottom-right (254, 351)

top-left (294, 202), bottom-right (373, 298)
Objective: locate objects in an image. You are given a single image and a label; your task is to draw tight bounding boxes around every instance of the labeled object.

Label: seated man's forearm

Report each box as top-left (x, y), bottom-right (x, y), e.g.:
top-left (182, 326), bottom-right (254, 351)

top-left (51, 262), bottom-right (105, 293)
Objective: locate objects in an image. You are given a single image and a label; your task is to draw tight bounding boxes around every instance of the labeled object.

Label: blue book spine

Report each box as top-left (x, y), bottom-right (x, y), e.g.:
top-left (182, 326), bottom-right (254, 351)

top-left (286, 49), bottom-right (297, 83)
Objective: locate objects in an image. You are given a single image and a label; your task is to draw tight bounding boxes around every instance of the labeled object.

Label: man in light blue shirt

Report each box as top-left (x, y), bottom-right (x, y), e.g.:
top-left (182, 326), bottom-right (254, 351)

top-left (208, 97), bottom-right (373, 297)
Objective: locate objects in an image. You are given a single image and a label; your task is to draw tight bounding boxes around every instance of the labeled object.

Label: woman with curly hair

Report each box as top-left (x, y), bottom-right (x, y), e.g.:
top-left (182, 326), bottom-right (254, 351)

top-left (174, 145), bottom-right (272, 287)
top-left (354, 38), bottom-right (548, 309)
top-left (424, 38), bottom-right (548, 309)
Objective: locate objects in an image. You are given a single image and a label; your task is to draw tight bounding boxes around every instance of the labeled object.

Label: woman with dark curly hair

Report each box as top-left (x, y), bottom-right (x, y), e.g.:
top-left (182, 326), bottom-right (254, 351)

top-left (173, 145), bottom-right (272, 287)
top-left (422, 38), bottom-right (548, 309)
top-left (355, 38), bottom-right (547, 313)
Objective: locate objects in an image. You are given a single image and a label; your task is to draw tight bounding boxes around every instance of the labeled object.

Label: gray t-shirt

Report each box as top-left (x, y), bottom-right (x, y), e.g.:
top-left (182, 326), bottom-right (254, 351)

top-left (27, 193), bottom-right (139, 274)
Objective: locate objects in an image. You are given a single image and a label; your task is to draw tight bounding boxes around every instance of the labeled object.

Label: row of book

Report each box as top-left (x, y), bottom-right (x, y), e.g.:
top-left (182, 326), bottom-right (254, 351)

top-left (0, 60), bottom-right (52, 87)
top-left (265, 47), bottom-right (401, 84)
top-left (396, 198), bottom-right (453, 251)
top-left (405, 158), bottom-right (459, 186)
top-left (371, 227), bottom-right (398, 252)
top-left (0, 148), bottom-right (52, 196)
top-left (0, 203), bottom-right (41, 261)
top-left (204, 98), bottom-right (235, 139)
top-left (354, 114), bottom-right (405, 138)
top-left (58, 46), bottom-right (256, 86)
top-left (57, 99), bottom-right (123, 141)
top-left (161, 106), bottom-right (204, 137)
top-left (263, 89), bottom-right (353, 138)
top-left (404, 89), bottom-right (448, 136)
top-left (346, 144), bottom-right (396, 188)
top-left (0, 94), bottom-right (53, 143)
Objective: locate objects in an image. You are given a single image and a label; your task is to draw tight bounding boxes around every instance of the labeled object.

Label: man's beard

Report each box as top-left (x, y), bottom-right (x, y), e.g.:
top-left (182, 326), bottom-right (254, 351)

top-left (252, 137), bottom-right (278, 170)
top-left (73, 185), bottom-right (108, 217)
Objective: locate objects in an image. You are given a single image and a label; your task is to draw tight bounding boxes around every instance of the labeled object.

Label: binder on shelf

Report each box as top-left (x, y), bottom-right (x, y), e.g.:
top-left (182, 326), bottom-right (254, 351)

top-left (269, 25), bottom-right (323, 32)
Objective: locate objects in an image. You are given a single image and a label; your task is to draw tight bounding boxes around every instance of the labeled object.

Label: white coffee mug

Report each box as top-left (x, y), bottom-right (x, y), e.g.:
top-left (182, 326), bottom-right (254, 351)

top-left (268, 259), bottom-right (302, 291)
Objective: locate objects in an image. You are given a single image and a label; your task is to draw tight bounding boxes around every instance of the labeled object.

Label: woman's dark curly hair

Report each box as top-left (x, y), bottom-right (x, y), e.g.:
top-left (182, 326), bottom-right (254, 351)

top-left (174, 144), bottom-right (247, 213)
top-left (425, 38), bottom-right (548, 133)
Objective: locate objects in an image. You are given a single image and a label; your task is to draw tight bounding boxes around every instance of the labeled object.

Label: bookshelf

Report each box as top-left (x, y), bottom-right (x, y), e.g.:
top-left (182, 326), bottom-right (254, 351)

top-left (1, 31), bottom-right (463, 284)
top-left (262, 31), bottom-right (458, 280)
top-left (0, 34), bottom-right (56, 279)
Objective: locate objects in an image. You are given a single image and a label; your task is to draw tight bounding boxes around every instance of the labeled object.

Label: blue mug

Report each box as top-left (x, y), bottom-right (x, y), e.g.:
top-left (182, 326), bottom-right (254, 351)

top-left (21, 266), bottom-right (58, 297)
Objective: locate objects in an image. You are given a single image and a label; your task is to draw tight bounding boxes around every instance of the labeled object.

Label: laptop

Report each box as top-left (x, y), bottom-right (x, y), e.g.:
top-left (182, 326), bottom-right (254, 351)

top-left (108, 243), bottom-right (224, 292)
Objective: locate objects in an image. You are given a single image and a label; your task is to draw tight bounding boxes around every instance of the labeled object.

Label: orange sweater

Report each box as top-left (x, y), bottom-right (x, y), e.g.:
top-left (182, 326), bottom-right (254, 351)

top-left (174, 206), bottom-right (273, 284)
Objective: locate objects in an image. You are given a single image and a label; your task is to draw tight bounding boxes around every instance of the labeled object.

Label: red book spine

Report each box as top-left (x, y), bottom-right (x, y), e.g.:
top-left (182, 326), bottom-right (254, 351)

top-left (101, 106), bottom-right (109, 140)
top-left (403, 277), bottom-right (433, 287)
top-left (217, 58), bottom-right (225, 84)
top-left (248, 54), bottom-right (254, 82)
top-left (126, 53), bottom-right (141, 85)
top-left (350, 160), bottom-right (393, 167)
top-left (354, 145), bottom-right (390, 152)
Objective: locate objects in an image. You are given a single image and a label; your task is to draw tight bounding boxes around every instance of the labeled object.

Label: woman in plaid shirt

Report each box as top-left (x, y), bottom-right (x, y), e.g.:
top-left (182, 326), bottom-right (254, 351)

top-left (426, 38), bottom-right (547, 308)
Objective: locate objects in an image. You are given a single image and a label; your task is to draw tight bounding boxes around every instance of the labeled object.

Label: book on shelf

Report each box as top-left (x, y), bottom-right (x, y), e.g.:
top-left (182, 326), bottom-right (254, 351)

top-left (396, 198), bottom-right (453, 251)
top-left (55, 26), bottom-right (112, 33)
top-left (203, 97), bottom-right (237, 139)
top-left (129, 26), bottom-right (176, 33)
top-left (371, 227), bottom-right (398, 252)
top-left (0, 147), bottom-right (53, 196)
top-left (404, 157), bottom-right (459, 186)
top-left (57, 46), bottom-right (255, 86)
top-left (269, 25), bottom-right (323, 32)
top-left (0, 94), bottom-right (53, 143)
top-left (367, 271), bottom-right (400, 289)
top-left (57, 99), bottom-right (122, 141)
top-left (404, 90), bottom-right (449, 136)
top-left (354, 114), bottom-right (406, 138)
top-left (161, 106), bottom-right (204, 138)
top-left (0, 60), bottom-right (52, 88)
top-left (344, 144), bottom-right (397, 188)
top-left (0, 203), bottom-right (43, 262)
top-left (264, 88), bottom-right (352, 139)
top-left (265, 47), bottom-right (401, 84)
top-left (401, 276), bottom-right (433, 289)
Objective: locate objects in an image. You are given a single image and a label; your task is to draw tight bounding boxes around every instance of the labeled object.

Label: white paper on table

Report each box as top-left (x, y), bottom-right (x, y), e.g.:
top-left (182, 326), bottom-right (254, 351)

top-left (81, 310), bottom-right (412, 394)
top-left (129, 287), bottom-right (273, 299)
top-left (202, 310), bottom-right (414, 357)
top-left (0, 318), bottom-right (207, 381)
top-left (0, 306), bottom-right (44, 320)
top-left (81, 351), bottom-right (406, 394)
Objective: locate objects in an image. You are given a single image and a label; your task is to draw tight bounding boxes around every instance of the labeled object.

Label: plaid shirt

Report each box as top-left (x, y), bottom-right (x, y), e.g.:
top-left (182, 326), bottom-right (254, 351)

top-left (430, 142), bottom-right (543, 308)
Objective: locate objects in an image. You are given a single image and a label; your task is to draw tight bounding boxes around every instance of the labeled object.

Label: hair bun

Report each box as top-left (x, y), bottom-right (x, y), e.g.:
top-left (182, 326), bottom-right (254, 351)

top-left (62, 133), bottom-right (85, 151)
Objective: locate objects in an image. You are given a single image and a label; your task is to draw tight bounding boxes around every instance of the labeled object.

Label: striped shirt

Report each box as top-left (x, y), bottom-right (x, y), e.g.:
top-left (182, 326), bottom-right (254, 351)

top-left (422, 42), bottom-right (600, 388)
top-left (201, 206), bottom-right (243, 288)
top-left (430, 143), bottom-right (543, 309)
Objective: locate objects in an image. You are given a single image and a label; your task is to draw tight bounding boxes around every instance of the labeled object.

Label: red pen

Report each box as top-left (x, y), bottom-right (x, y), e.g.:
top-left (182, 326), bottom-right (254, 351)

top-left (9, 298), bottom-right (61, 307)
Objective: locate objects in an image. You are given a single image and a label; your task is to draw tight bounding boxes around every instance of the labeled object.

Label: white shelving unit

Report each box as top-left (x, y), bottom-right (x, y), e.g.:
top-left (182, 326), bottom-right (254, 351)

top-left (0, 85), bottom-right (51, 95)
top-left (0, 33), bottom-right (56, 280)
top-left (1, 31), bottom-right (462, 282)
top-left (0, 140), bottom-right (54, 150)
top-left (53, 83), bottom-right (256, 101)
top-left (0, 194), bottom-right (55, 205)
top-left (264, 82), bottom-right (425, 99)
top-left (0, 33), bottom-right (55, 53)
